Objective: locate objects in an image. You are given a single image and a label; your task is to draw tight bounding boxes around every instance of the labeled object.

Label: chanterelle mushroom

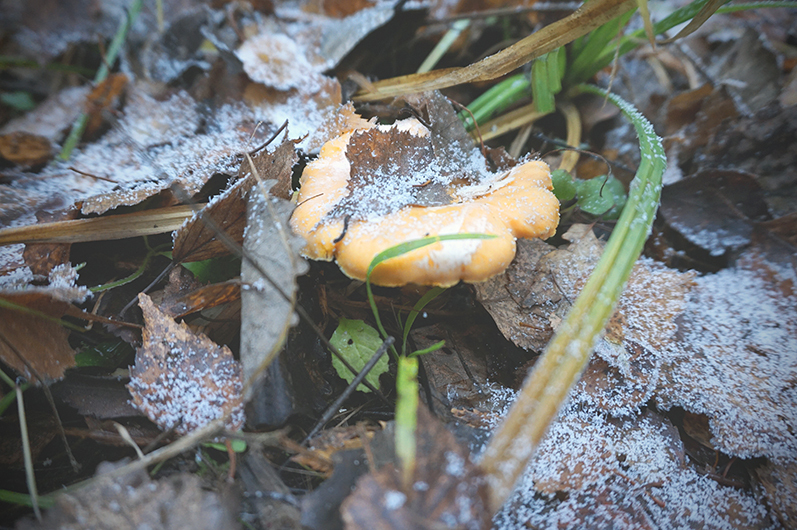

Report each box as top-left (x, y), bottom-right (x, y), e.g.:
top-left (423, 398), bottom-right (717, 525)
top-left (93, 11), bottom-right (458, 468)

top-left (290, 115), bottom-right (559, 287)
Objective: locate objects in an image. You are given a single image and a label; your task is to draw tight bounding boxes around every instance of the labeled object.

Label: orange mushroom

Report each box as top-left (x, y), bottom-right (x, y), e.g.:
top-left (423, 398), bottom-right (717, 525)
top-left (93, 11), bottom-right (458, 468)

top-left (290, 117), bottom-right (559, 287)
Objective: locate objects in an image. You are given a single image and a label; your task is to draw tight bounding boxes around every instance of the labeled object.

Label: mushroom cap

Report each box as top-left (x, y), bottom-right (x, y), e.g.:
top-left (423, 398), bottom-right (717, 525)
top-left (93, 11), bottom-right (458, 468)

top-left (290, 118), bottom-right (559, 287)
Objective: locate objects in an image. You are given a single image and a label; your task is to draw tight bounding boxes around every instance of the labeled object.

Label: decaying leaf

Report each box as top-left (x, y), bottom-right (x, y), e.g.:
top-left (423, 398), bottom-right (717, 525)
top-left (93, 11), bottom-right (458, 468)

top-left (659, 170), bottom-right (771, 258)
top-left (240, 186), bottom-right (308, 398)
top-left (341, 405), bottom-right (491, 530)
top-left (0, 131), bottom-right (52, 167)
top-left (655, 239), bottom-right (797, 461)
top-left (0, 267), bottom-right (89, 384)
top-left (16, 462), bottom-right (237, 530)
top-left (477, 224), bottom-right (695, 415)
top-left (127, 294), bottom-right (244, 434)
top-left (493, 401), bottom-right (772, 530)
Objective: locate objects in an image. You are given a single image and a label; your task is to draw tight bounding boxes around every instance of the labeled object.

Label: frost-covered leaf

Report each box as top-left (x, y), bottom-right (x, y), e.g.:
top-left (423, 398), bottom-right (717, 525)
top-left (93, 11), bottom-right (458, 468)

top-left (329, 318), bottom-right (388, 393)
top-left (655, 235), bottom-right (797, 460)
top-left (244, 77), bottom-right (368, 152)
top-left (173, 140), bottom-right (297, 263)
top-left (492, 401), bottom-right (773, 530)
top-left (237, 3), bottom-right (396, 89)
top-left (127, 293), bottom-right (244, 434)
top-left (477, 225), bottom-right (694, 416)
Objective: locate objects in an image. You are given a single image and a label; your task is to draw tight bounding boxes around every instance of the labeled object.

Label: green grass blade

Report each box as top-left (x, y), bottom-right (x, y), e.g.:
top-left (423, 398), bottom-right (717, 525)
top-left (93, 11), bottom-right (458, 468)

top-left (58, 0), bottom-right (143, 161)
top-left (481, 84), bottom-right (665, 511)
top-left (365, 234), bottom-right (496, 356)
top-left (402, 286), bottom-right (447, 357)
top-left (395, 356), bottom-right (419, 488)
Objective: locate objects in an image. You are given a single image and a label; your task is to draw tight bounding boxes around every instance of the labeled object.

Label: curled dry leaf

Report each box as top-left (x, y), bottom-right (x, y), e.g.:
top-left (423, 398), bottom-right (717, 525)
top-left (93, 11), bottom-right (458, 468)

top-left (127, 294), bottom-right (244, 434)
top-left (172, 167), bottom-right (255, 264)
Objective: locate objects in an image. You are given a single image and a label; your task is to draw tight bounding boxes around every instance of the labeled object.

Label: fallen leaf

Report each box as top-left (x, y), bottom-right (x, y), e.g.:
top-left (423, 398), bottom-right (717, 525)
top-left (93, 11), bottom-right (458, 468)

top-left (22, 209), bottom-right (78, 276)
top-left (655, 236), bottom-right (797, 460)
top-left (240, 186), bottom-right (309, 398)
top-left (0, 131), bottom-right (51, 166)
top-left (659, 170), bottom-right (771, 259)
top-left (477, 224), bottom-right (695, 416)
top-left (329, 318), bottom-right (389, 392)
top-left (0, 292), bottom-right (76, 383)
top-left (16, 462), bottom-right (238, 530)
top-left (127, 293), bottom-right (244, 434)
top-left (159, 280), bottom-right (241, 319)
top-left (83, 73), bottom-right (128, 139)
top-left (750, 458), bottom-right (797, 528)
top-left (171, 118), bottom-right (295, 266)
top-left (493, 402), bottom-right (772, 530)
top-left (340, 405), bottom-right (491, 530)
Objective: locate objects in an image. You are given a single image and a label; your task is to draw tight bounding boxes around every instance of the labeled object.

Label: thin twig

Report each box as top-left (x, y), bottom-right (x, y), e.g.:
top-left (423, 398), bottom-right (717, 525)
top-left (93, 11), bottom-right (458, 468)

top-left (302, 336), bottom-right (395, 445)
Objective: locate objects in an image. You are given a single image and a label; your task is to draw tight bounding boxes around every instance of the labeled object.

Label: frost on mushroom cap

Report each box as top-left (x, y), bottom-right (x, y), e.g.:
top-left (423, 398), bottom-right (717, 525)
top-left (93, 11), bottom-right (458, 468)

top-left (290, 117), bottom-right (560, 287)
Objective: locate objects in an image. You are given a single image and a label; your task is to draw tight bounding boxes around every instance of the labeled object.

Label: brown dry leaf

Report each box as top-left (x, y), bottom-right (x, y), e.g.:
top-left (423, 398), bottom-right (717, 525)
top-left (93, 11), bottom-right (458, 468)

top-left (244, 78), bottom-right (369, 153)
top-left (477, 224), bottom-right (695, 416)
top-left (127, 293), bottom-right (244, 434)
top-left (411, 322), bottom-right (491, 414)
top-left (292, 424), bottom-right (378, 475)
top-left (16, 463), bottom-right (237, 530)
top-left (83, 73), bottom-right (129, 139)
top-left (340, 405), bottom-right (491, 530)
top-left (0, 131), bottom-right (52, 167)
top-left (473, 237), bottom-right (564, 351)
top-left (160, 280), bottom-right (241, 319)
top-left (172, 174), bottom-right (255, 264)
top-left (22, 209), bottom-right (79, 276)
top-left (0, 291), bottom-right (77, 383)
top-left (493, 403), bottom-right (772, 529)
top-left (654, 230), bottom-right (797, 461)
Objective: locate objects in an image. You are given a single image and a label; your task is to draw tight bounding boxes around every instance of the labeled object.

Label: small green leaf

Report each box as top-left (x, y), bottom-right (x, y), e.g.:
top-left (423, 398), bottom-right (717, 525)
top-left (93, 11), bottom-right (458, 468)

top-left (576, 175), bottom-right (627, 219)
top-left (330, 319), bottom-right (389, 392)
top-left (551, 169), bottom-right (577, 202)
top-left (182, 255), bottom-right (241, 284)
top-left (0, 91), bottom-right (36, 111)
top-left (74, 341), bottom-right (134, 368)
